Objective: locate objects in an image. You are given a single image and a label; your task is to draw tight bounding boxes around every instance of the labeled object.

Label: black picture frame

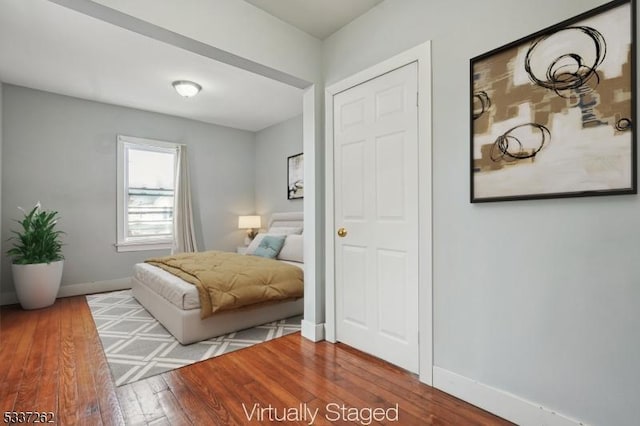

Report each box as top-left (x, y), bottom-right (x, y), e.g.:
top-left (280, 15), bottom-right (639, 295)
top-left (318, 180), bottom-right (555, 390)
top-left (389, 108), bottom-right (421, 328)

top-left (470, 0), bottom-right (636, 203)
top-left (287, 153), bottom-right (304, 200)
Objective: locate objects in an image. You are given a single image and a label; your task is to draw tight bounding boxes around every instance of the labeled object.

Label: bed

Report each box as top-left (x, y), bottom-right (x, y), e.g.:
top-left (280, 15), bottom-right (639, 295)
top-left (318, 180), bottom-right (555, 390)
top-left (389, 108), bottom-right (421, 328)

top-left (131, 212), bottom-right (304, 344)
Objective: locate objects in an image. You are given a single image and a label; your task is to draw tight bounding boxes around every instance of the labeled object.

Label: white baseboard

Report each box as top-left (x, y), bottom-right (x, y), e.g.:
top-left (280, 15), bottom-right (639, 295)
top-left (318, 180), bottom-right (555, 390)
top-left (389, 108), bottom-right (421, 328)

top-left (433, 367), bottom-right (585, 426)
top-left (0, 277), bottom-right (132, 306)
top-left (301, 320), bottom-right (325, 342)
top-left (57, 277), bottom-right (132, 298)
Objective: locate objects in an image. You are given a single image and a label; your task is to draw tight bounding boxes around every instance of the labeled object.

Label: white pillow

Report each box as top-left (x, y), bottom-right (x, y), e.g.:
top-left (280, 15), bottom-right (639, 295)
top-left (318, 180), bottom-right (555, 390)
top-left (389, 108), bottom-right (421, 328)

top-left (245, 233), bottom-right (267, 255)
top-left (267, 226), bottom-right (303, 235)
top-left (277, 234), bottom-right (304, 263)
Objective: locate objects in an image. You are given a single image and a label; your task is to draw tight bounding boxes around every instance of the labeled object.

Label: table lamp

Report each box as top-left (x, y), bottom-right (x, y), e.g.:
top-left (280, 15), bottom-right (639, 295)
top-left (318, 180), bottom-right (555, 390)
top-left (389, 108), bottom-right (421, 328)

top-left (238, 215), bottom-right (261, 245)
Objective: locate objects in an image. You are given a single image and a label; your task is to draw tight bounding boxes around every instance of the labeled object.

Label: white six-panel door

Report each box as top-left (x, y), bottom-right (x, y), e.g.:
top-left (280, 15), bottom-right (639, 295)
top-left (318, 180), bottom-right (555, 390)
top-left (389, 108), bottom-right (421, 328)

top-left (333, 62), bottom-right (419, 372)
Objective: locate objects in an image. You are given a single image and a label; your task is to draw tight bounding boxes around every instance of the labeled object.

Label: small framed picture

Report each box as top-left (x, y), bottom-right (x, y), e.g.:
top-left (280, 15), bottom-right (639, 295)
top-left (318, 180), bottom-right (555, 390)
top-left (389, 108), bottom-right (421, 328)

top-left (287, 153), bottom-right (304, 200)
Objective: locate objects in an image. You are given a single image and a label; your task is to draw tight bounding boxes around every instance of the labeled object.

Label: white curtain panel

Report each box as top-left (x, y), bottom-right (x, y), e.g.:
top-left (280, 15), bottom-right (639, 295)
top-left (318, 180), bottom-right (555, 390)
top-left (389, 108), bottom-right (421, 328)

top-left (172, 145), bottom-right (198, 253)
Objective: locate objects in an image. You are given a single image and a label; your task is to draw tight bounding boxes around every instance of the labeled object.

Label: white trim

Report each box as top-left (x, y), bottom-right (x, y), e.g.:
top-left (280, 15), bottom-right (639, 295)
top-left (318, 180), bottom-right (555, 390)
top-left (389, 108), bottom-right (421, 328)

top-left (116, 134), bottom-right (179, 253)
top-left (417, 43), bottom-right (434, 385)
top-left (114, 241), bottom-right (172, 252)
top-left (117, 134), bottom-right (181, 150)
top-left (57, 277), bottom-right (132, 297)
top-left (302, 84), bottom-right (325, 342)
top-left (433, 367), bottom-right (586, 426)
top-left (301, 320), bottom-right (325, 342)
top-left (302, 86), bottom-right (315, 327)
top-left (324, 41), bottom-right (433, 384)
top-left (324, 82), bottom-right (336, 343)
top-left (0, 277), bottom-right (131, 306)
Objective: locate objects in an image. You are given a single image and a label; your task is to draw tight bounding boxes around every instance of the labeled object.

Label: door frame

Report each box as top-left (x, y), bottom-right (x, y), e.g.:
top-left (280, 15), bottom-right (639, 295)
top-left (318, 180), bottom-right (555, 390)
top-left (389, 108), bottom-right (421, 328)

top-left (324, 42), bottom-right (433, 385)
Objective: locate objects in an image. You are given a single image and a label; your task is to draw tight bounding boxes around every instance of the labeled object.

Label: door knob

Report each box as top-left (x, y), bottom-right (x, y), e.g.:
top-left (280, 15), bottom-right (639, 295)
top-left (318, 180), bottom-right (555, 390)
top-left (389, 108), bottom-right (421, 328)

top-left (337, 227), bottom-right (347, 238)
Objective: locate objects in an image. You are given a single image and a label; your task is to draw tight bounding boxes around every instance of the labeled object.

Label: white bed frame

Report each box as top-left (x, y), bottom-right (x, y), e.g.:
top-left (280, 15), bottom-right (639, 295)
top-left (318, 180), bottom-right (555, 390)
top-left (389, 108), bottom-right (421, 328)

top-left (131, 212), bottom-right (304, 345)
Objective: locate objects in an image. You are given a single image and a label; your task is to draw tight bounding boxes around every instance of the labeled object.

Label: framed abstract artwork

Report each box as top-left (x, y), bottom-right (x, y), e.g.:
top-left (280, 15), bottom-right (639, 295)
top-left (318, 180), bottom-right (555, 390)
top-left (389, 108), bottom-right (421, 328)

top-left (471, 0), bottom-right (636, 202)
top-left (287, 152), bottom-right (304, 200)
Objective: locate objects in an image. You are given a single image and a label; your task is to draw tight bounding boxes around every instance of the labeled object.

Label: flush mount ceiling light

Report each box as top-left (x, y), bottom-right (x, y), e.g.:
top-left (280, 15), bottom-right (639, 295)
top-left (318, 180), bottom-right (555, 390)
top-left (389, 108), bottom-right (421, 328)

top-left (172, 80), bottom-right (202, 97)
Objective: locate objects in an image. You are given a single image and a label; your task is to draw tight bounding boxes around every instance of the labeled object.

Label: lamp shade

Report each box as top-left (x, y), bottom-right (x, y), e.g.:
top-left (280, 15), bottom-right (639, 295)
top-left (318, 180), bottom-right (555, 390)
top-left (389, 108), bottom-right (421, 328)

top-left (238, 215), bottom-right (261, 229)
top-left (172, 80), bottom-right (202, 97)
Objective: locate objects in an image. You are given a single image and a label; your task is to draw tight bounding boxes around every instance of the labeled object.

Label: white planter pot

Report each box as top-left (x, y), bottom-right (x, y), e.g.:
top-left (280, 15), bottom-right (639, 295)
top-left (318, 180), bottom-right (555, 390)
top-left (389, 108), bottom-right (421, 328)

top-left (12, 260), bottom-right (64, 310)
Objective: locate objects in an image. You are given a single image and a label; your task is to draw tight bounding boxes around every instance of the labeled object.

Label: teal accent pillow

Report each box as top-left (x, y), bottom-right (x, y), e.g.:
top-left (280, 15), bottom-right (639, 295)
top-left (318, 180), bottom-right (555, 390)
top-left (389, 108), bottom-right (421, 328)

top-left (252, 235), bottom-right (286, 259)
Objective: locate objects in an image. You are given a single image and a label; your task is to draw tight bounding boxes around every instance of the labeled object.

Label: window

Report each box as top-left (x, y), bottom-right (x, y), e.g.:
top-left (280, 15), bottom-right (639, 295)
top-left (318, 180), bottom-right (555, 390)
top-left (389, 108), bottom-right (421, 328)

top-left (116, 135), bottom-right (178, 252)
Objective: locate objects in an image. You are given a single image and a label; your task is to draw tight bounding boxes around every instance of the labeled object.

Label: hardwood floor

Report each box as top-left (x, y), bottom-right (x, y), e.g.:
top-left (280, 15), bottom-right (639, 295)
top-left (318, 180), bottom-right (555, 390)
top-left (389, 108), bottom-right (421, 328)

top-left (0, 296), bottom-right (513, 425)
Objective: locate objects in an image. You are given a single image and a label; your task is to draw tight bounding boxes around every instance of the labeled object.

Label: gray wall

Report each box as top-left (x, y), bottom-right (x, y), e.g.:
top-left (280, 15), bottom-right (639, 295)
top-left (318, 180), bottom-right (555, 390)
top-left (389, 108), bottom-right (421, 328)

top-left (255, 114), bottom-right (304, 222)
top-left (0, 82), bottom-right (3, 294)
top-left (1, 85), bottom-right (255, 293)
top-left (324, 0), bottom-right (640, 425)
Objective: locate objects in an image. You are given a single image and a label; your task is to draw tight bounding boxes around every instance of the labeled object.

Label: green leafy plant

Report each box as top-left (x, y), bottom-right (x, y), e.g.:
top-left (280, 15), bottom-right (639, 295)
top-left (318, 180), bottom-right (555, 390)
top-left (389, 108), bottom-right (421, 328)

top-left (7, 202), bottom-right (64, 265)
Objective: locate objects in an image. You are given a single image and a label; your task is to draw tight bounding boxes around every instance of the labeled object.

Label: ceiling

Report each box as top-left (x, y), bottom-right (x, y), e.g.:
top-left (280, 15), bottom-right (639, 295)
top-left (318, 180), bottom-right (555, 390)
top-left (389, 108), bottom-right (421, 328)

top-left (244, 0), bottom-right (384, 39)
top-left (0, 0), bottom-right (382, 132)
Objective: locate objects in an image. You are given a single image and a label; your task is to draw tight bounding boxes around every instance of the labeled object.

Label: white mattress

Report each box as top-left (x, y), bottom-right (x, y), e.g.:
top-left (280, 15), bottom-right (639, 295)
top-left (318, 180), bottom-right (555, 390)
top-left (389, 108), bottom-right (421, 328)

top-left (134, 263), bottom-right (201, 310)
top-left (134, 259), bottom-right (304, 311)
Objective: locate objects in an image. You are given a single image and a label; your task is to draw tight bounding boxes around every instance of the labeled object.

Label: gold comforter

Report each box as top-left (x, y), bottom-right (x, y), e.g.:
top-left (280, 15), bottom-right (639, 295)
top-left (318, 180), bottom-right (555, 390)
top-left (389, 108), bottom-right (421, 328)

top-left (145, 251), bottom-right (303, 318)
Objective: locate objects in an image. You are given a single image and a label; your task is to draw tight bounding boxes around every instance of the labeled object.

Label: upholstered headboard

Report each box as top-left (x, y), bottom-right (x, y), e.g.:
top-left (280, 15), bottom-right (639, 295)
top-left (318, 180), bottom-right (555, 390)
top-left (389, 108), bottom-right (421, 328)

top-left (268, 212), bottom-right (303, 230)
top-left (244, 212), bottom-right (303, 264)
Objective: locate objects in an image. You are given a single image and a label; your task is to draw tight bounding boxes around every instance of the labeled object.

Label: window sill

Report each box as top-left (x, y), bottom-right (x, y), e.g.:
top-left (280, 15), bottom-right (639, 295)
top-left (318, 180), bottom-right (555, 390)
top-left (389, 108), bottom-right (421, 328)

top-left (115, 240), bottom-right (172, 253)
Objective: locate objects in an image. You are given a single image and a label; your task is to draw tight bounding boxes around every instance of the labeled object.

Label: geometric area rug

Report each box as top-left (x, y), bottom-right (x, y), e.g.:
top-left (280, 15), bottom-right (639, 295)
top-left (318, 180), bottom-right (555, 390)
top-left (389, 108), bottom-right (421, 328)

top-left (86, 290), bottom-right (301, 387)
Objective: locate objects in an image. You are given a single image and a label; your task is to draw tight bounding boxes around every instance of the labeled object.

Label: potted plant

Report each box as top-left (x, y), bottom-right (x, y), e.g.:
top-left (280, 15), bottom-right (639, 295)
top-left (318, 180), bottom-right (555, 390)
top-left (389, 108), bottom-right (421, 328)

top-left (7, 202), bottom-right (64, 309)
